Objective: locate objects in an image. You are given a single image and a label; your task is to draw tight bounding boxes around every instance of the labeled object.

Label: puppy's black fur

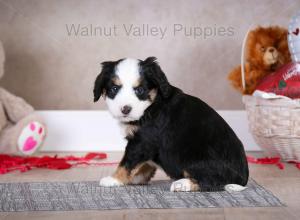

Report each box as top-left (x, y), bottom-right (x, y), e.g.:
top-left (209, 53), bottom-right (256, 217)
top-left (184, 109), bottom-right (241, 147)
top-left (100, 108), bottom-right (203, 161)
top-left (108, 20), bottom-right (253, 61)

top-left (94, 57), bottom-right (249, 191)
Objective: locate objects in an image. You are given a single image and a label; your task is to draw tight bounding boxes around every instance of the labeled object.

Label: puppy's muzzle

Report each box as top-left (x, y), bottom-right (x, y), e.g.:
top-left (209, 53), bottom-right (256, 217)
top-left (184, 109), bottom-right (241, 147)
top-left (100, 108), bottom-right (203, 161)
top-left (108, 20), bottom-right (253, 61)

top-left (121, 105), bottom-right (132, 115)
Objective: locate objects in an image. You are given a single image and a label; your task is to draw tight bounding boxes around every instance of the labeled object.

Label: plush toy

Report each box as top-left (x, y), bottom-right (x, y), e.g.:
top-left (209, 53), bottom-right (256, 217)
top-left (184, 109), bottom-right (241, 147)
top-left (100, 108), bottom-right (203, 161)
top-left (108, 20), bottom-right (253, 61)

top-left (255, 62), bottom-right (300, 99)
top-left (0, 41), bottom-right (46, 155)
top-left (228, 26), bottom-right (291, 94)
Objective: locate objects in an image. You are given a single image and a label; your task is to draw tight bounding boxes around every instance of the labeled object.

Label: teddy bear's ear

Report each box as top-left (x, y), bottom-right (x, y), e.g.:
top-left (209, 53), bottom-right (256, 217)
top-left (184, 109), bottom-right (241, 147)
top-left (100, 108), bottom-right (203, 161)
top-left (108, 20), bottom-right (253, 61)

top-left (280, 29), bottom-right (289, 41)
top-left (0, 41), bottom-right (5, 79)
top-left (272, 26), bottom-right (287, 39)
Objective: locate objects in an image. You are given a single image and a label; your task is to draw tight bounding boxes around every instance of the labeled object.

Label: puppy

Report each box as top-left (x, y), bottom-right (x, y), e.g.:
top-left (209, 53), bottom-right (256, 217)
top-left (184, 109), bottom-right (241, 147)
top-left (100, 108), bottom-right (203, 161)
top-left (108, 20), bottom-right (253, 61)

top-left (94, 57), bottom-right (249, 192)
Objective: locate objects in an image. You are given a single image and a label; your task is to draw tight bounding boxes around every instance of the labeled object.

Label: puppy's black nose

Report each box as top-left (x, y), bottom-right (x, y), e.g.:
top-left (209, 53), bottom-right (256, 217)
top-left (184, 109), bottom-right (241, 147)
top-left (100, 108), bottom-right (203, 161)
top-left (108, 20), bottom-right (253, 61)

top-left (269, 48), bottom-right (275, 53)
top-left (121, 105), bottom-right (132, 115)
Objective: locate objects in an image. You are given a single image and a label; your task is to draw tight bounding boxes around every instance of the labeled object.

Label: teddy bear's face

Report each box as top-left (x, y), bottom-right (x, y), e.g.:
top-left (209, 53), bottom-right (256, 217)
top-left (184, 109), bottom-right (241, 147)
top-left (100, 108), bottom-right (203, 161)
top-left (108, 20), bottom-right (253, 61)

top-left (247, 27), bottom-right (291, 72)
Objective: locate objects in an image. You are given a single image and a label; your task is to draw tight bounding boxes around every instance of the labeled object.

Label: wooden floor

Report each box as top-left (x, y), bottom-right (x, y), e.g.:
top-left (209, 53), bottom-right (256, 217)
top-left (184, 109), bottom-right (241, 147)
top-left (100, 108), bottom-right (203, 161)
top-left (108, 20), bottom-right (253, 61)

top-left (0, 152), bottom-right (300, 220)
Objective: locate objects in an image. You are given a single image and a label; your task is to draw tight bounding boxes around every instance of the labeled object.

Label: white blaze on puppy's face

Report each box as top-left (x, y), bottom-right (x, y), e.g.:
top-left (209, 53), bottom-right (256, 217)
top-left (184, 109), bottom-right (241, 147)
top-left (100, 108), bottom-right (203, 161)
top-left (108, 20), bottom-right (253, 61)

top-left (105, 58), bottom-right (152, 122)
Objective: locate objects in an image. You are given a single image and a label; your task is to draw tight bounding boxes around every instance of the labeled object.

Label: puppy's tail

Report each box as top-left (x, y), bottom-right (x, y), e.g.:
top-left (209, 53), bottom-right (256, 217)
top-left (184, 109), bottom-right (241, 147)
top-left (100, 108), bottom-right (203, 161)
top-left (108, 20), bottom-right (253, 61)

top-left (224, 184), bottom-right (247, 193)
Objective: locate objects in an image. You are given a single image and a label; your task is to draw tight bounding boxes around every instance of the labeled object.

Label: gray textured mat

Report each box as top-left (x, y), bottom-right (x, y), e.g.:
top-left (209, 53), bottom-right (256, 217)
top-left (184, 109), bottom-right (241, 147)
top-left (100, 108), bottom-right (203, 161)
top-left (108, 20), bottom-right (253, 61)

top-left (0, 179), bottom-right (284, 211)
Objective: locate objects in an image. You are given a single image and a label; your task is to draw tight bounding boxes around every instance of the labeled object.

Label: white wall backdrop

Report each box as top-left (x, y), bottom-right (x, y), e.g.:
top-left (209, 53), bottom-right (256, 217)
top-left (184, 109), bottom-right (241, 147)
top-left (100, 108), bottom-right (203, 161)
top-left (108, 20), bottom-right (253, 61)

top-left (39, 111), bottom-right (259, 152)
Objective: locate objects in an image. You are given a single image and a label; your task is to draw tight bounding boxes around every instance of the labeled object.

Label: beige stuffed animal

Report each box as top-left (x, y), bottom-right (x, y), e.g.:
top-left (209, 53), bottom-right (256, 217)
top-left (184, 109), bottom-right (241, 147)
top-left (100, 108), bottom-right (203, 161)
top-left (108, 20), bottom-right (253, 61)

top-left (0, 41), bottom-right (46, 155)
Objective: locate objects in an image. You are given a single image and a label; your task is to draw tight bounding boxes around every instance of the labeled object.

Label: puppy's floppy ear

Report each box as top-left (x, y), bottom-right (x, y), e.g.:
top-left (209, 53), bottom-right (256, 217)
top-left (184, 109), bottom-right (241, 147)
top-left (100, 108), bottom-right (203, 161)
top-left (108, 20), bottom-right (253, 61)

top-left (93, 61), bottom-right (115, 102)
top-left (141, 57), bottom-right (171, 98)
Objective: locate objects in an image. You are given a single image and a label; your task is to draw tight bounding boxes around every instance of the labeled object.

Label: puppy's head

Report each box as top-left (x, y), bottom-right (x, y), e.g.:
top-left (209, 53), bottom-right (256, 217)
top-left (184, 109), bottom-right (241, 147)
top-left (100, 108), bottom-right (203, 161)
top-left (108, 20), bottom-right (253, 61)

top-left (93, 57), bottom-right (171, 122)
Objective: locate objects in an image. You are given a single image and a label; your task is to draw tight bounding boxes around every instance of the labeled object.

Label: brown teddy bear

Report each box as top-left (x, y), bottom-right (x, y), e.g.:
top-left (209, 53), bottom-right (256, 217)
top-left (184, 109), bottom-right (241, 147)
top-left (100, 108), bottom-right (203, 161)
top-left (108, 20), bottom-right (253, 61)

top-left (0, 40), bottom-right (47, 155)
top-left (228, 26), bottom-right (291, 94)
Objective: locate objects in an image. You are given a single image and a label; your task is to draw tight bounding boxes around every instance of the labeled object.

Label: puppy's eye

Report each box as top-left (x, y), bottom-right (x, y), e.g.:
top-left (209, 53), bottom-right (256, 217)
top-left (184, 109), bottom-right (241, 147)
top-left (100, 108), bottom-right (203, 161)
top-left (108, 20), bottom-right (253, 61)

top-left (110, 85), bottom-right (119, 94)
top-left (134, 86), bottom-right (145, 96)
top-left (260, 46), bottom-right (266, 52)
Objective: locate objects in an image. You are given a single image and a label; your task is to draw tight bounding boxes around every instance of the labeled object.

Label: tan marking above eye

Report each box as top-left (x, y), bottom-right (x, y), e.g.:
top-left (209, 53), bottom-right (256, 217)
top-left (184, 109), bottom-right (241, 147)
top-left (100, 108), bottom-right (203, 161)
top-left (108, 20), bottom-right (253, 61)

top-left (112, 76), bottom-right (122, 86)
top-left (133, 78), bottom-right (141, 87)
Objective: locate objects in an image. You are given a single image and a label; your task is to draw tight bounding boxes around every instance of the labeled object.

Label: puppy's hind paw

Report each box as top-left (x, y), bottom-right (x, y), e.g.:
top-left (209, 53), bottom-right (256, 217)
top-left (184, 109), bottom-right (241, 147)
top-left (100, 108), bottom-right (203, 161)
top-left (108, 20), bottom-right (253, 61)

top-left (224, 184), bottom-right (247, 193)
top-left (99, 176), bottom-right (124, 187)
top-left (170, 178), bottom-right (200, 192)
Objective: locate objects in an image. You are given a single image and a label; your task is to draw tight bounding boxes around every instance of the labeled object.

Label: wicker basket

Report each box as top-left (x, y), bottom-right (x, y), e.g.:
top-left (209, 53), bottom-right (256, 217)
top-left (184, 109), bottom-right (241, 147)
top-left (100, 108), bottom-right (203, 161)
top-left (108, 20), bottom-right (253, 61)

top-left (243, 95), bottom-right (300, 162)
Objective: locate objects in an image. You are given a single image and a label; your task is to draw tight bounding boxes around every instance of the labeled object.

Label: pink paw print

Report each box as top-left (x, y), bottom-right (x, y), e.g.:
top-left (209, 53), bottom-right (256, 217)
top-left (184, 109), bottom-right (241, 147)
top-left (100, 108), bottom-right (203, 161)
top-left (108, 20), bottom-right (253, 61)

top-left (18, 122), bottom-right (46, 155)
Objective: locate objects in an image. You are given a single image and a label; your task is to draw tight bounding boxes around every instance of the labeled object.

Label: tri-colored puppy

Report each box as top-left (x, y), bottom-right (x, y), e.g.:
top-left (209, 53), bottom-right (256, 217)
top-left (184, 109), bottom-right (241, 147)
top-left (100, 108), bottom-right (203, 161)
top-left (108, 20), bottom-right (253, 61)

top-left (94, 57), bottom-right (249, 192)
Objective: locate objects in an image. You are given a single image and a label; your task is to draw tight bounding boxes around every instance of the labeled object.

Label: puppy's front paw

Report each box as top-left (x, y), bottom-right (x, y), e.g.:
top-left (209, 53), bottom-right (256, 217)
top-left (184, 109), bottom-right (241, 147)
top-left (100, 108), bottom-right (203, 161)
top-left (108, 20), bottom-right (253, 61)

top-left (170, 178), bottom-right (199, 192)
top-left (99, 176), bottom-right (124, 187)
